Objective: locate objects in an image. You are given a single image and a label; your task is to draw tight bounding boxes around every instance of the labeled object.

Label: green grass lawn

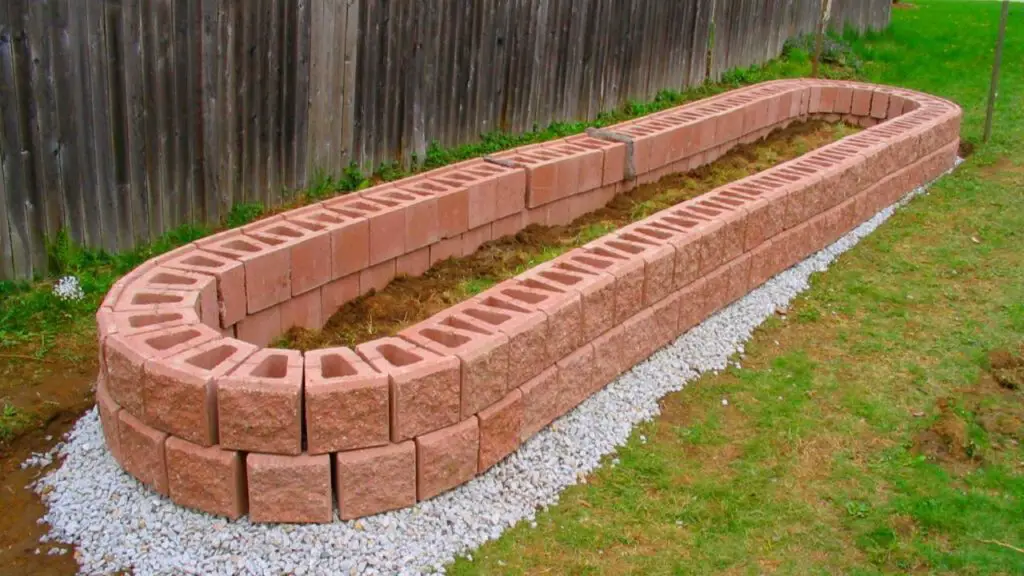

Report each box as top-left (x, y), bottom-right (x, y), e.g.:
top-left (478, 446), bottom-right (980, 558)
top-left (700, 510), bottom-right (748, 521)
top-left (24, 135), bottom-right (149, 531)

top-left (449, 2), bottom-right (1024, 574)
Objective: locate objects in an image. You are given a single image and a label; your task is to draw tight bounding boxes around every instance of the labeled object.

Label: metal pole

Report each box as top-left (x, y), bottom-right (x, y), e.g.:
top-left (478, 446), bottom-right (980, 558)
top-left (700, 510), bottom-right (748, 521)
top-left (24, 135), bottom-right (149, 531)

top-left (984, 0), bottom-right (1010, 143)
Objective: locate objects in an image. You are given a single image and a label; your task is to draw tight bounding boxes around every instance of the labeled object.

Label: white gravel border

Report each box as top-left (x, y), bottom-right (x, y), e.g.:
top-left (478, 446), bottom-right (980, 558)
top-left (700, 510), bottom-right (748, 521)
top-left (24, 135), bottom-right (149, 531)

top-left (26, 162), bottom-right (959, 576)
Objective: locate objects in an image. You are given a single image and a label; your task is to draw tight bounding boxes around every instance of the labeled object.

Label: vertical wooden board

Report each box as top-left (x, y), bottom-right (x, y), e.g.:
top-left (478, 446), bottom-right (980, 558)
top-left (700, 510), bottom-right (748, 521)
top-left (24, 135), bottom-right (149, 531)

top-left (52, 0), bottom-right (89, 247)
top-left (153, 0), bottom-right (174, 232)
top-left (0, 143), bottom-right (11, 279)
top-left (339, 0), bottom-right (358, 169)
top-left (469, 0), bottom-right (490, 140)
top-left (238, 0), bottom-right (253, 203)
top-left (25, 1), bottom-right (63, 246)
top-left (0, 2), bottom-right (28, 277)
top-left (226, 0), bottom-right (243, 213)
top-left (139, 0), bottom-right (163, 236)
top-left (264, 0), bottom-right (281, 205)
top-left (292, 0), bottom-right (310, 187)
top-left (184, 0), bottom-right (201, 223)
top-left (73, 1), bottom-right (107, 251)
top-left (199, 0), bottom-right (220, 225)
top-left (306, 0), bottom-right (326, 172)
top-left (254, 0), bottom-right (269, 206)
top-left (169, 0), bottom-right (189, 226)
top-left (122, 0), bottom-right (151, 241)
top-left (101, 0), bottom-right (135, 250)
top-left (278, 0), bottom-right (292, 188)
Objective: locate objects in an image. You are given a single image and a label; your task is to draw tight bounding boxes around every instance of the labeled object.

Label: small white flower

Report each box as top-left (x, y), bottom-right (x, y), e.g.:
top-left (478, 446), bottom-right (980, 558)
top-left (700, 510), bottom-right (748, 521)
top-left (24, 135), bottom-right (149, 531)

top-left (52, 276), bottom-right (85, 302)
top-left (721, 398), bottom-right (729, 406)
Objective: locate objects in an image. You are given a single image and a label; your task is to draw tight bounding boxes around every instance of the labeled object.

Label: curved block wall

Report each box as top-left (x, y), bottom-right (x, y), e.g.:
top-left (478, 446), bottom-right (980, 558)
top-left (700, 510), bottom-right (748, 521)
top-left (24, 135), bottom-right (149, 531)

top-left (96, 79), bottom-right (961, 523)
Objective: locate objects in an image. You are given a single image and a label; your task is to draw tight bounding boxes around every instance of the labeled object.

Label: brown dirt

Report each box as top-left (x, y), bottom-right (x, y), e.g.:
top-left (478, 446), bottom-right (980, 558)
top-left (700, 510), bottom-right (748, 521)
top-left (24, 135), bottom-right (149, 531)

top-left (957, 139), bottom-right (974, 158)
top-left (282, 119), bottom-right (861, 351)
top-left (989, 345), bottom-right (1024, 390)
top-left (914, 348), bottom-right (1024, 466)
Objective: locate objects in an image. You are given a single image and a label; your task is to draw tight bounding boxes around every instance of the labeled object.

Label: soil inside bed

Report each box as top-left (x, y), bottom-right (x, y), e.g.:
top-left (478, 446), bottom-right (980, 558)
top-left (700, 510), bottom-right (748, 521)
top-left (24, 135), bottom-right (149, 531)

top-left (278, 119), bottom-right (861, 352)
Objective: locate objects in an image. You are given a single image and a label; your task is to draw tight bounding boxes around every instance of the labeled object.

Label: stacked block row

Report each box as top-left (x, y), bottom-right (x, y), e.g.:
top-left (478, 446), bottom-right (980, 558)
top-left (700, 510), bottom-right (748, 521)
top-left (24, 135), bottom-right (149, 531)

top-left (95, 79), bottom-right (961, 523)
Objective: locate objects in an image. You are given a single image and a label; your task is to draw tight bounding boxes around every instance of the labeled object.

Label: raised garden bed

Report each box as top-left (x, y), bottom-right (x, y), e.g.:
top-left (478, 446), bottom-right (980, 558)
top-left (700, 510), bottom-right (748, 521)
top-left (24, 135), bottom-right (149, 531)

top-left (95, 79), bottom-right (961, 524)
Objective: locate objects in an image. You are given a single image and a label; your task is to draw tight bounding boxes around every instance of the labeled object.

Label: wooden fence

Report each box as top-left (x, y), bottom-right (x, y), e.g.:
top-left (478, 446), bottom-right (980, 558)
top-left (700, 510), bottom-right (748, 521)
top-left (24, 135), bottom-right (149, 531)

top-left (0, 0), bottom-right (890, 281)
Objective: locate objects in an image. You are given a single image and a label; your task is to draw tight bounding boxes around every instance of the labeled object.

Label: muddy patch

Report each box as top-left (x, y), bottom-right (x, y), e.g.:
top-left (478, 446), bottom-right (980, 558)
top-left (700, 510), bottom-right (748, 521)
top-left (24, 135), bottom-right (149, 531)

top-left (915, 347), bottom-right (1024, 466)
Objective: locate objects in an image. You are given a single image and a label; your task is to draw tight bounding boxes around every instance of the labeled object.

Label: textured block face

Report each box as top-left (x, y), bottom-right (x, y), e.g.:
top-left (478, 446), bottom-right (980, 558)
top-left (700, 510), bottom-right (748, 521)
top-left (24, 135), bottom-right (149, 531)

top-left (477, 389), bottom-right (523, 472)
top-left (568, 250), bottom-right (645, 325)
top-left (518, 366), bottom-right (560, 442)
top-left (416, 417), bottom-right (480, 501)
top-left (591, 324), bottom-right (629, 389)
top-left (247, 453), bottom-right (332, 524)
top-left (556, 344), bottom-right (596, 414)
top-left (305, 348), bottom-right (390, 454)
top-left (499, 282), bottom-right (582, 365)
top-left (235, 304), bottom-right (282, 347)
top-left (217, 350), bottom-right (304, 454)
top-left (403, 317), bottom-right (510, 419)
top-left (165, 438), bottom-right (246, 519)
top-left (456, 295), bottom-right (550, 388)
top-left (96, 379), bottom-right (122, 463)
top-left (356, 338), bottom-right (461, 442)
top-left (118, 410), bottom-right (169, 496)
top-left (143, 338), bottom-right (257, 446)
top-left (335, 442), bottom-right (417, 520)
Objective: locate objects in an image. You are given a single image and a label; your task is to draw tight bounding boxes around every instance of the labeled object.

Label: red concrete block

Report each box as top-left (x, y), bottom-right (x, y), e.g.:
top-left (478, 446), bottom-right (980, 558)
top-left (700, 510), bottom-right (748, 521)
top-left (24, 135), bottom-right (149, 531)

top-left (165, 438), bottom-right (246, 519)
top-left (113, 287), bottom-right (206, 325)
top-left (200, 232), bottom-right (290, 314)
top-left (381, 187), bottom-right (440, 252)
top-left (105, 324), bottom-right (220, 416)
top-left (359, 258), bottom-right (396, 296)
top-left (284, 204), bottom-right (370, 280)
top-left (621, 308), bottom-right (659, 369)
top-left (568, 185), bottom-right (617, 222)
top-left (305, 347), bottom-right (389, 454)
top-left (562, 248), bottom-right (642, 325)
top-left (321, 273), bottom-right (360, 319)
top-left (402, 313), bottom-right (510, 419)
top-left (477, 389), bottom-right (523, 472)
top-left (356, 337), bottom-right (460, 441)
top-left (722, 184), bottom-right (788, 251)
top-left (327, 193), bottom-right (406, 266)
top-left (132, 266), bottom-right (220, 329)
top-left (677, 278), bottom-right (709, 334)
top-left (143, 337), bottom-right (257, 446)
top-left (492, 211), bottom-right (526, 240)
top-left (870, 91), bottom-right (890, 119)
top-left (163, 249), bottom-right (247, 328)
top-left (118, 410), bottom-right (169, 495)
top-left (566, 134), bottom-right (626, 186)
top-left (678, 198), bottom-right (747, 265)
top-left (245, 220), bottom-right (331, 296)
top-left (429, 236), bottom-right (463, 266)
top-left (498, 279), bottom-right (582, 364)
top-left (416, 417), bottom-right (480, 501)
top-left (556, 343), bottom-right (596, 414)
top-left (724, 253), bottom-right (752, 307)
top-left (650, 288), bottom-right (682, 347)
top-left (217, 349), bottom-right (304, 454)
top-left (396, 246), bottom-right (431, 278)
top-left (557, 141), bottom-right (604, 193)
top-left (609, 230), bottom-right (677, 306)
top-left (462, 223), bottom-right (493, 256)
top-left (247, 453), bottom-right (332, 524)
top-left (819, 85), bottom-right (839, 114)
top-left (454, 294), bottom-right (549, 388)
top-left (398, 178), bottom-right (470, 240)
top-left (851, 88), bottom-right (873, 117)
top-left (96, 378), bottom-right (122, 462)
top-left (434, 166), bottom-right (497, 230)
top-left (834, 86), bottom-right (854, 114)
top-left (281, 287), bottom-right (323, 331)
top-left (235, 304), bottom-right (282, 347)
top-left (531, 258), bottom-right (615, 342)
top-left (461, 160), bottom-right (527, 220)
top-left (493, 147), bottom-right (574, 208)
top-left (590, 323), bottom-right (629, 388)
top-left (518, 366), bottom-right (560, 442)
top-left (335, 441), bottom-right (417, 520)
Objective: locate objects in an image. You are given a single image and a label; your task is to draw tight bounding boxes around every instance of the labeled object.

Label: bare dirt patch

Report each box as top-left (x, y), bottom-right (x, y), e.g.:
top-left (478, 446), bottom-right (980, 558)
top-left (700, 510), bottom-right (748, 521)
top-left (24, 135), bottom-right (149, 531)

top-left (915, 347), bottom-right (1024, 466)
top-left (282, 120), bottom-right (860, 351)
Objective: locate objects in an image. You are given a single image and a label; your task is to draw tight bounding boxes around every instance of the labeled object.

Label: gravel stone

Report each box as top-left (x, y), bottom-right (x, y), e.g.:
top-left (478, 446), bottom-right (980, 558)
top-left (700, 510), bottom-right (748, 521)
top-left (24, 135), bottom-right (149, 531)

top-left (27, 164), bottom-right (958, 575)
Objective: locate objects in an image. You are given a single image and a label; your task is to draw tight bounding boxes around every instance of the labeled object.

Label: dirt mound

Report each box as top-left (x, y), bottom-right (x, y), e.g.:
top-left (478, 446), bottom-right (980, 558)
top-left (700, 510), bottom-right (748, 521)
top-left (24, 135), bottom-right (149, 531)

top-left (915, 347), bottom-right (1024, 465)
top-left (989, 346), bottom-right (1024, 390)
